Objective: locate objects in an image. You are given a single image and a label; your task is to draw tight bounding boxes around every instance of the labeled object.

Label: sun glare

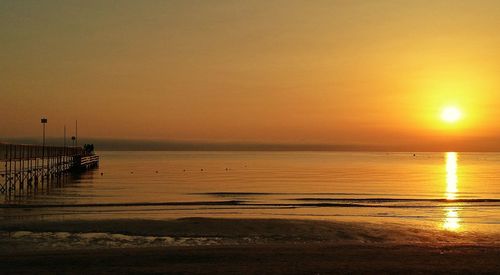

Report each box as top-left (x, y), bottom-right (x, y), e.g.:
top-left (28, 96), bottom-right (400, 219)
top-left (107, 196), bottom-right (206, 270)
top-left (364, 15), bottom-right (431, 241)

top-left (441, 107), bottom-right (462, 123)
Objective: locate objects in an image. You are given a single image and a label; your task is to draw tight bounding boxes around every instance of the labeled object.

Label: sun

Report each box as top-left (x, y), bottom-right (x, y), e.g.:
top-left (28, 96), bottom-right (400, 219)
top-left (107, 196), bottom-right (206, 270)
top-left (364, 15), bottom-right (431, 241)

top-left (441, 107), bottom-right (462, 123)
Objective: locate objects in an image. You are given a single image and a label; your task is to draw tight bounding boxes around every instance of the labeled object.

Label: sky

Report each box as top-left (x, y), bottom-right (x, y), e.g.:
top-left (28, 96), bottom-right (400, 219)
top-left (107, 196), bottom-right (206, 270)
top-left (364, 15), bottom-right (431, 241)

top-left (1, 0), bottom-right (500, 150)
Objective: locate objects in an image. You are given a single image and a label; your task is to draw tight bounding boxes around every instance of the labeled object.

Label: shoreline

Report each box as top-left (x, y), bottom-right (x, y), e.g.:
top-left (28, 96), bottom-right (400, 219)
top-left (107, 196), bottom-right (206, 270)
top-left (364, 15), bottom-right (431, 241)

top-left (1, 217), bottom-right (499, 250)
top-left (2, 217), bottom-right (500, 273)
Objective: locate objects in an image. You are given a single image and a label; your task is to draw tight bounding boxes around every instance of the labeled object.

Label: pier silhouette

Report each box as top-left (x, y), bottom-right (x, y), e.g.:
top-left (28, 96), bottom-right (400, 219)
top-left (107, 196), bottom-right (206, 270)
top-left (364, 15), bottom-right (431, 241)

top-left (0, 142), bottom-right (99, 194)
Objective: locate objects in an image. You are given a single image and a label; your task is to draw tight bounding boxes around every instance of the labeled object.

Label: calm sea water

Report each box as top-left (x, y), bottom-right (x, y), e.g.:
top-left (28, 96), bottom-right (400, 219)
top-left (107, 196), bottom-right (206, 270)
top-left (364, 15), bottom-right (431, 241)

top-left (2, 151), bottom-right (500, 232)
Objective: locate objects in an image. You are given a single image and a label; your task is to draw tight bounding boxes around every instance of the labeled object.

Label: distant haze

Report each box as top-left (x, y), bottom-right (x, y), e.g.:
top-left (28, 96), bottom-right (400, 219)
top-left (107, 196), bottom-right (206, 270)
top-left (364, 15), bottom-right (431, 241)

top-left (1, 137), bottom-right (498, 152)
top-left (1, 1), bottom-right (499, 151)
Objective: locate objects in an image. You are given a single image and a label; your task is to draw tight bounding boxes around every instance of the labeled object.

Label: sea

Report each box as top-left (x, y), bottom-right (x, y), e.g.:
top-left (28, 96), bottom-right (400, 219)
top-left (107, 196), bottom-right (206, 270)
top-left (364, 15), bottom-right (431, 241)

top-left (1, 151), bottom-right (500, 234)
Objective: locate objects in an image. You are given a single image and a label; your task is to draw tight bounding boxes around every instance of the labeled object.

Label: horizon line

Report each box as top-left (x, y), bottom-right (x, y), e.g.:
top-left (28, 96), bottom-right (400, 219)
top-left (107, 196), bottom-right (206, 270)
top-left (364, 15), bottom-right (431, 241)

top-left (1, 137), bottom-right (499, 153)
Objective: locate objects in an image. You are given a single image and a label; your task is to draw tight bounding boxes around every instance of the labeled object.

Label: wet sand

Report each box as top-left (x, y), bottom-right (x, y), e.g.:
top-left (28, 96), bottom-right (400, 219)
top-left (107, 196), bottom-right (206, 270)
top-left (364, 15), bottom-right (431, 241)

top-left (1, 218), bottom-right (500, 274)
top-left (2, 244), bottom-right (500, 274)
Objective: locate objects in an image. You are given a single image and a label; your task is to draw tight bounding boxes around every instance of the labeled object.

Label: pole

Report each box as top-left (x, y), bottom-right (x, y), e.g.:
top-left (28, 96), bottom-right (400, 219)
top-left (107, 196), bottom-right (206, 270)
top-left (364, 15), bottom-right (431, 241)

top-left (64, 125), bottom-right (67, 172)
top-left (42, 122), bottom-right (45, 180)
top-left (41, 117), bottom-right (47, 182)
top-left (43, 123), bottom-right (46, 148)
top-left (75, 120), bottom-right (78, 147)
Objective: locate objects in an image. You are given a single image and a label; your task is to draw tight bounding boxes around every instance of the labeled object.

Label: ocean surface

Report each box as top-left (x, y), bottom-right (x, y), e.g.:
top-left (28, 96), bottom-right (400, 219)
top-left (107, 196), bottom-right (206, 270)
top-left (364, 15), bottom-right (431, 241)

top-left (2, 151), bottom-right (500, 233)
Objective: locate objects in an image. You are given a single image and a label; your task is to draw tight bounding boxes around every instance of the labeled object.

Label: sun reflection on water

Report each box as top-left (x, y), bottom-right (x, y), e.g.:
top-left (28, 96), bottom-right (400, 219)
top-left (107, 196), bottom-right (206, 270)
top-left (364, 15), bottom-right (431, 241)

top-left (443, 152), bottom-right (461, 231)
top-left (443, 207), bottom-right (461, 231)
top-left (446, 152), bottom-right (458, 200)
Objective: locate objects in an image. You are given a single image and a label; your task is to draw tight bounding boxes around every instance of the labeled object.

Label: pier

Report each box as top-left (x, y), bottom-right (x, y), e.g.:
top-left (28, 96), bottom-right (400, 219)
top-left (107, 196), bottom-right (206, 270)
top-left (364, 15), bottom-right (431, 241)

top-left (0, 142), bottom-right (99, 194)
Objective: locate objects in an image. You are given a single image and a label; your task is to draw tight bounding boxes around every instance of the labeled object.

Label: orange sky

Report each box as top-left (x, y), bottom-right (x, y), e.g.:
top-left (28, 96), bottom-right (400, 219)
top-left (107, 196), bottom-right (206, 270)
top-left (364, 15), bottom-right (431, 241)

top-left (1, 1), bottom-right (499, 150)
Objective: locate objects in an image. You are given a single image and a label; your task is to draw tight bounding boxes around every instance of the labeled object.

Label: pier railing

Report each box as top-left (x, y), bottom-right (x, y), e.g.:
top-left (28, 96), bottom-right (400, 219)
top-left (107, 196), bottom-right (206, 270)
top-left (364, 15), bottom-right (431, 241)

top-left (1, 142), bottom-right (98, 194)
top-left (0, 143), bottom-right (84, 160)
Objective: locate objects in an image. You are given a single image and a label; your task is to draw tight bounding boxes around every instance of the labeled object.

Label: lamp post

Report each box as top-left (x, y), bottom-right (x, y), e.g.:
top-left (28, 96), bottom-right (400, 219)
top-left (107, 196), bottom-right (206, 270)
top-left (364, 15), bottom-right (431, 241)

top-left (41, 117), bottom-right (48, 180)
top-left (41, 117), bottom-right (47, 146)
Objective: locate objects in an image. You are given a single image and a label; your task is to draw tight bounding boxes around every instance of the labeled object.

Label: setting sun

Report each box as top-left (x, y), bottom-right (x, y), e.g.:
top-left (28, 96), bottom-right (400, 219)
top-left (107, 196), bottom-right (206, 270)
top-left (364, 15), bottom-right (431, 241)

top-left (441, 107), bottom-right (462, 123)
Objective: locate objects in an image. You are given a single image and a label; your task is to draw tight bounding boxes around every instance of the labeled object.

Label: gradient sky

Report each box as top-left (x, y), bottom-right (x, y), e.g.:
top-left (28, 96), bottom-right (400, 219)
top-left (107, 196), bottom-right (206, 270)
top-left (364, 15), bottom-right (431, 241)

top-left (1, 0), bottom-right (500, 150)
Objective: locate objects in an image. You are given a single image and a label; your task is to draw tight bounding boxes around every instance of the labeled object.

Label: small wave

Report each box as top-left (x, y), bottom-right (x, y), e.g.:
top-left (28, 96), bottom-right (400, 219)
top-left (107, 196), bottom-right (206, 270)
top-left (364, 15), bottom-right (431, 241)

top-left (3, 201), bottom-right (500, 210)
top-left (195, 192), bottom-right (429, 197)
top-left (0, 200), bottom-right (243, 209)
top-left (3, 195), bottom-right (500, 209)
top-left (2, 218), bottom-right (499, 247)
top-left (293, 198), bottom-right (500, 203)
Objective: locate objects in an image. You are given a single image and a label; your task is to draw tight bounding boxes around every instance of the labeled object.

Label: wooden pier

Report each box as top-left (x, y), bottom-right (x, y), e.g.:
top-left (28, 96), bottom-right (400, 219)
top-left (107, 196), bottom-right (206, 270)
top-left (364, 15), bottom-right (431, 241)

top-left (0, 142), bottom-right (99, 194)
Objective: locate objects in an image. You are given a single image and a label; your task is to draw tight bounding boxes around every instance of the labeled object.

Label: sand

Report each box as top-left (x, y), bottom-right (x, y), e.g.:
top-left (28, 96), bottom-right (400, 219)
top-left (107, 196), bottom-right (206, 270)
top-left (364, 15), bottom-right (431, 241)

top-left (1, 218), bottom-right (500, 274)
top-left (2, 244), bottom-right (500, 274)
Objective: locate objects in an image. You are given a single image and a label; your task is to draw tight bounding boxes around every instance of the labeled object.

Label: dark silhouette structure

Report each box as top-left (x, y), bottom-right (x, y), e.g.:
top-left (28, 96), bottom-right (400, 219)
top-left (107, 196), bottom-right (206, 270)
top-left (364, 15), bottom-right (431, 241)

top-left (0, 142), bottom-right (99, 194)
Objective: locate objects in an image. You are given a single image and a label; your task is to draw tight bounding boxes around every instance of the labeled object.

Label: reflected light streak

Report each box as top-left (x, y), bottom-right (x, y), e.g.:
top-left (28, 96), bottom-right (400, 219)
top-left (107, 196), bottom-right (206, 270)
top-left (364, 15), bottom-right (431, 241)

top-left (443, 207), bottom-right (461, 231)
top-left (445, 152), bottom-right (458, 200)
top-left (443, 152), bottom-right (461, 231)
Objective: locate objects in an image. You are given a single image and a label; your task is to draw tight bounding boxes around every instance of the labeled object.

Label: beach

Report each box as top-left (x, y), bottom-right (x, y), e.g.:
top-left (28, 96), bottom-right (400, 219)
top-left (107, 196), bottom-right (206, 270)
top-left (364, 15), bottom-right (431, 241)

top-left (4, 244), bottom-right (500, 274)
top-left (2, 218), bottom-right (500, 274)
